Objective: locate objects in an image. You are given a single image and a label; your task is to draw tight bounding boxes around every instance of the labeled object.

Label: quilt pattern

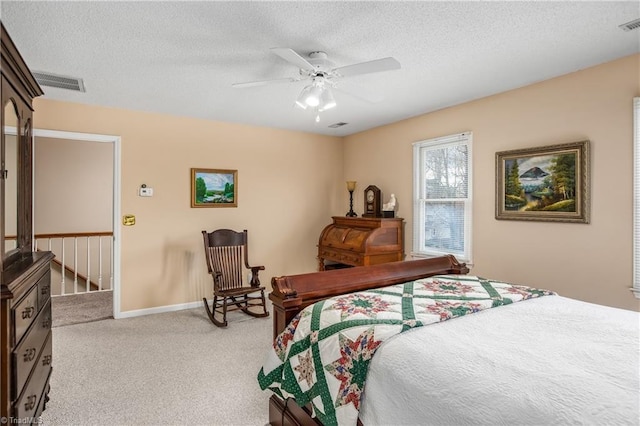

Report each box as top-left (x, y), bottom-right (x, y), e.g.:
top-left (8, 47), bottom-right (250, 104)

top-left (257, 275), bottom-right (555, 426)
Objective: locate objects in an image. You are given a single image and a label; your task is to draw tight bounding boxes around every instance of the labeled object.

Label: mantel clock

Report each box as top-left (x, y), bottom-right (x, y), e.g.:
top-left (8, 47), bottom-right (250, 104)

top-left (362, 185), bottom-right (382, 218)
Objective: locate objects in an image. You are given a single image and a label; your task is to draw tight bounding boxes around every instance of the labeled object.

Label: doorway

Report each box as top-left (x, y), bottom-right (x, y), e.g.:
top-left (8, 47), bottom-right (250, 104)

top-left (32, 129), bottom-right (121, 322)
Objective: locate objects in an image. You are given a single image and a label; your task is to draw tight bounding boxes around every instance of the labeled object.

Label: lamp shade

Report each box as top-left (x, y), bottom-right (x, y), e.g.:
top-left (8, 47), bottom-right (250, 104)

top-left (346, 181), bottom-right (356, 191)
top-left (295, 85), bottom-right (313, 109)
top-left (305, 85), bottom-right (323, 107)
top-left (295, 78), bottom-right (337, 113)
top-left (319, 88), bottom-right (336, 111)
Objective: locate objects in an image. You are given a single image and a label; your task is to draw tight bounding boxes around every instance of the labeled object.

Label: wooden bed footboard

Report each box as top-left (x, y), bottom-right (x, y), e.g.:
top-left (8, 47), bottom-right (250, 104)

top-left (266, 255), bottom-right (468, 425)
top-left (269, 255), bottom-right (468, 339)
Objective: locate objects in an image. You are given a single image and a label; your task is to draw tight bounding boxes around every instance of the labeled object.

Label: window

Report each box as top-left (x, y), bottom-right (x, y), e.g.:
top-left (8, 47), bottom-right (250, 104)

top-left (633, 97), bottom-right (639, 298)
top-left (413, 132), bottom-right (472, 263)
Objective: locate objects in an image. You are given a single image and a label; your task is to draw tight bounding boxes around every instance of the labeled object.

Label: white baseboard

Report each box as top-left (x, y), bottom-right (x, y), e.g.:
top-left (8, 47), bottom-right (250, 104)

top-left (116, 300), bottom-right (202, 319)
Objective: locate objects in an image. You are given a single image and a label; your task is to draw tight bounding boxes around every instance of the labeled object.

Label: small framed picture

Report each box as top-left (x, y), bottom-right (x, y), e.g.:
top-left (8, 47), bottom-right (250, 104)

top-left (190, 168), bottom-right (237, 208)
top-left (495, 140), bottom-right (589, 223)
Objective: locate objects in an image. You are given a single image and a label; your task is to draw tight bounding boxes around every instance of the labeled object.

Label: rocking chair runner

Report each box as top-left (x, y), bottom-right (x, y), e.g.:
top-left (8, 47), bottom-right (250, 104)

top-left (202, 229), bottom-right (269, 327)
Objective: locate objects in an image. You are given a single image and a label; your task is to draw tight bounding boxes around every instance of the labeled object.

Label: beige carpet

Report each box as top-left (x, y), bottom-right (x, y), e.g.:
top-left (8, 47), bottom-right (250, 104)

top-left (51, 291), bottom-right (113, 327)
top-left (41, 307), bottom-right (272, 426)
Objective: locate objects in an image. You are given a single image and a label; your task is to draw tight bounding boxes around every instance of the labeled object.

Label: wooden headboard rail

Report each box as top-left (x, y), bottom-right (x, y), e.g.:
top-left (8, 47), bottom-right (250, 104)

top-left (269, 255), bottom-right (468, 339)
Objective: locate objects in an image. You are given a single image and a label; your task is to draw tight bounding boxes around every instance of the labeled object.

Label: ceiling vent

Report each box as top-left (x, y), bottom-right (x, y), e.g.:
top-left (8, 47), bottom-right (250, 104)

top-left (328, 122), bottom-right (348, 128)
top-left (32, 71), bottom-right (86, 92)
top-left (619, 18), bottom-right (640, 32)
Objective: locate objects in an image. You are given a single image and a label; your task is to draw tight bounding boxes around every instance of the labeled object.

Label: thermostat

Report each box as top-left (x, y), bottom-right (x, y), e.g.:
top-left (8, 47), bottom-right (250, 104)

top-left (139, 184), bottom-right (153, 197)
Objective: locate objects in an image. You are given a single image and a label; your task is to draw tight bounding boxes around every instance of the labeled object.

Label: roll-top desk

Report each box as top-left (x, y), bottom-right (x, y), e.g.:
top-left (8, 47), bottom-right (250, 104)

top-left (1, 23), bottom-right (55, 423)
top-left (317, 216), bottom-right (404, 270)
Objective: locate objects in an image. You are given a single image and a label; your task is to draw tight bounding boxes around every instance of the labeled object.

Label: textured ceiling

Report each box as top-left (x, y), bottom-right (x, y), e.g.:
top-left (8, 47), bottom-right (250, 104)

top-left (1, 1), bottom-right (639, 136)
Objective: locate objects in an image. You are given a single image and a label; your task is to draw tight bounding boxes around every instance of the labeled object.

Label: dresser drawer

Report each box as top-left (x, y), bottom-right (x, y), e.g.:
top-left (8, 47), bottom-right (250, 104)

top-left (12, 300), bottom-right (52, 399)
top-left (37, 271), bottom-right (51, 311)
top-left (11, 284), bottom-right (39, 346)
top-left (33, 382), bottom-right (49, 425)
top-left (12, 331), bottom-right (52, 419)
top-left (319, 248), bottom-right (363, 266)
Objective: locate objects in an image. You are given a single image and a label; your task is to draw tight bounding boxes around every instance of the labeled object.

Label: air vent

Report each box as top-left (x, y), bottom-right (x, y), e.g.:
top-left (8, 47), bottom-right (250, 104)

top-left (328, 122), bottom-right (348, 128)
top-left (619, 18), bottom-right (640, 32)
top-left (32, 71), bottom-right (85, 92)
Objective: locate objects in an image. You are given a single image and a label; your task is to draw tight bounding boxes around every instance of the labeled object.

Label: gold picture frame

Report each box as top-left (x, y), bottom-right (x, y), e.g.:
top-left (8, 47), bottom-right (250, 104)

top-left (495, 140), bottom-right (589, 223)
top-left (191, 168), bottom-right (237, 208)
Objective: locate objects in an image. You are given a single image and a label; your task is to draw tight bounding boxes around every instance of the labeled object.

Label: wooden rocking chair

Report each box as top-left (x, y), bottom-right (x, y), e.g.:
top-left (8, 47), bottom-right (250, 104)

top-left (202, 229), bottom-right (269, 327)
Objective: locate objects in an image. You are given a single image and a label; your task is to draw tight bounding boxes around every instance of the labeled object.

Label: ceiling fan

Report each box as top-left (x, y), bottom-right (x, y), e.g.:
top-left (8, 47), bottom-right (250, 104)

top-left (232, 48), bottom-right (401, 114)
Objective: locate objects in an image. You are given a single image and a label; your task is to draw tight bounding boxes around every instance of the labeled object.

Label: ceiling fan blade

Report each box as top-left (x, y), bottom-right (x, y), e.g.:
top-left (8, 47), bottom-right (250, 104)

top-left (333, 57), bottom-right (401, 78)
top-left (232, 77), bottom-right (299, 88)
top-left (333, 82), bottom-right (385, 104)
top-left (271, 47), bottom-right (315, 71)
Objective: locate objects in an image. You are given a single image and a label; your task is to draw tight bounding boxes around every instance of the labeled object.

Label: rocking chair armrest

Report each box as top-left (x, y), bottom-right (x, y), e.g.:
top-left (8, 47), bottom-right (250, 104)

top-left (249, 265), bottom-right (265, 287)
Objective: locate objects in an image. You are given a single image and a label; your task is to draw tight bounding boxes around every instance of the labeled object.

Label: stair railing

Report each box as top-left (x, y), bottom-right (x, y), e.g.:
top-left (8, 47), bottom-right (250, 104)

top-left (33, 232), bottom-right (113, 296)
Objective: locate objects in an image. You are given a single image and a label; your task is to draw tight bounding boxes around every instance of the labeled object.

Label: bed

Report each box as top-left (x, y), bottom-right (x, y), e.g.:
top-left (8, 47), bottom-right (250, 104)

top-left (259, 255), bottom-right (639, 426)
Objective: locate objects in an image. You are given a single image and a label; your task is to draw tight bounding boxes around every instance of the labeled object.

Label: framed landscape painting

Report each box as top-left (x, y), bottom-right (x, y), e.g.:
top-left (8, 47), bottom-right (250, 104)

top-left (495, 140), bottom-right (589, 223)
top-left (191, 168), bottom-right (237, 208)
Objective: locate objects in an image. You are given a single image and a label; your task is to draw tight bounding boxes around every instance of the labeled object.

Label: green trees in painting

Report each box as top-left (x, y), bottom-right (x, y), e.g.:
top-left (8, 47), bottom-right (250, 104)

top-left (504, 160), bottom-right (525, 209)
top-left (548, 154), bottom-right (575, 200)
top-left (195, 174), bottom-right (235, 204)
top-left (195, 177), bottom-right (207, 203)
top-left (504, 153), bottom-right (577, 212)
top-left (224, 182), bottom-right (234, 200)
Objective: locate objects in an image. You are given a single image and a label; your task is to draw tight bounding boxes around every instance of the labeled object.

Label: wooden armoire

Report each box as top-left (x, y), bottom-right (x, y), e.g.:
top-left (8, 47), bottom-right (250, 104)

top-left (0, 22), bottom-right (55, 422)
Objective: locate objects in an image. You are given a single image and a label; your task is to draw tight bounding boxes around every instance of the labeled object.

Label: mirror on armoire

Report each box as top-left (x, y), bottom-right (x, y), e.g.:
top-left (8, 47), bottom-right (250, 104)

top-left (3, 99), bottom-right (18, 257)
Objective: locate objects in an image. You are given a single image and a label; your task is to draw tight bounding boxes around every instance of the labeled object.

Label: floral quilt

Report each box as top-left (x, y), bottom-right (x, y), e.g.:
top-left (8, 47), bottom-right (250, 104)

top-left (257, 275), bottom-right (555, 426)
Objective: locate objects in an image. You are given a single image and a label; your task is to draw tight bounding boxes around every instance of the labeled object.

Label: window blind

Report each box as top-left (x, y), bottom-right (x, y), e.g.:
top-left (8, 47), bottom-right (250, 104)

top-left (633, 98), bottom-right (640, 297)
top-left (412, 132), bottom-right (472, 262)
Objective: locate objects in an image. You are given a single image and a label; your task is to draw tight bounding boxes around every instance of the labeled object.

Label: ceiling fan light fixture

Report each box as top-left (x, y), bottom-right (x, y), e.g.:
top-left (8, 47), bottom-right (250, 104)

top-left (295, 85), bottom-right (313, 109)
top-left (234, 47), bottom-right (401, 119)
top-left (319, 88), bottom-right (336, 111)
top-left (305, 85), bottom-right (323, 107)
top-left (295, 83), bottom-right (324, 108)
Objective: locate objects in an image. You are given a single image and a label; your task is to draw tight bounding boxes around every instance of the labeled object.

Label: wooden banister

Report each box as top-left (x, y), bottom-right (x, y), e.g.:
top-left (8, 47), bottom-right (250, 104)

top-left (34, 232), bottom-right (113, 239)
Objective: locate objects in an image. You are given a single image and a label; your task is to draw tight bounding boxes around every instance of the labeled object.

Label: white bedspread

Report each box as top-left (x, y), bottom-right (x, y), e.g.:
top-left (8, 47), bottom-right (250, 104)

top-left (359, 296), bottom-right (640, 425)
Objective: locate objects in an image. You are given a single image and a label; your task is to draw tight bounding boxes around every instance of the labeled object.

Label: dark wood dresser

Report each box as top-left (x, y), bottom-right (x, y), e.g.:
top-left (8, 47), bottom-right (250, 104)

top-left (1, 254), bottom-right (54, 422)
top-left (317, 216), bottom-right (404, 270)
top-left (1, 23), bottom-right (55, 423)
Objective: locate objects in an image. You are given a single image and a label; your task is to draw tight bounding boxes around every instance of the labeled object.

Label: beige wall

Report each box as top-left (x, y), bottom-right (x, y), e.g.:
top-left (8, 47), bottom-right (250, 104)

top-left (344, 54), bottom-right (640, 311)
top-left (33, 101), bottom-right (343, 312)
top-left (34, 137), bottom-right (113, 233)
top-left (32, 53), bottom-right (639, 313)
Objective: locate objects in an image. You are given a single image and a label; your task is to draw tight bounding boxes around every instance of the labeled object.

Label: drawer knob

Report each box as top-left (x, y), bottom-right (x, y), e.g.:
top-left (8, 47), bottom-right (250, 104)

top-left (24, 394), bottom-right (37, 411)
top-left (42, 354), bottom-right (52, 366)
top-left (23, 347), bottom-right (37, 362)
top-left (21, 306), bottom-right (35, 320)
